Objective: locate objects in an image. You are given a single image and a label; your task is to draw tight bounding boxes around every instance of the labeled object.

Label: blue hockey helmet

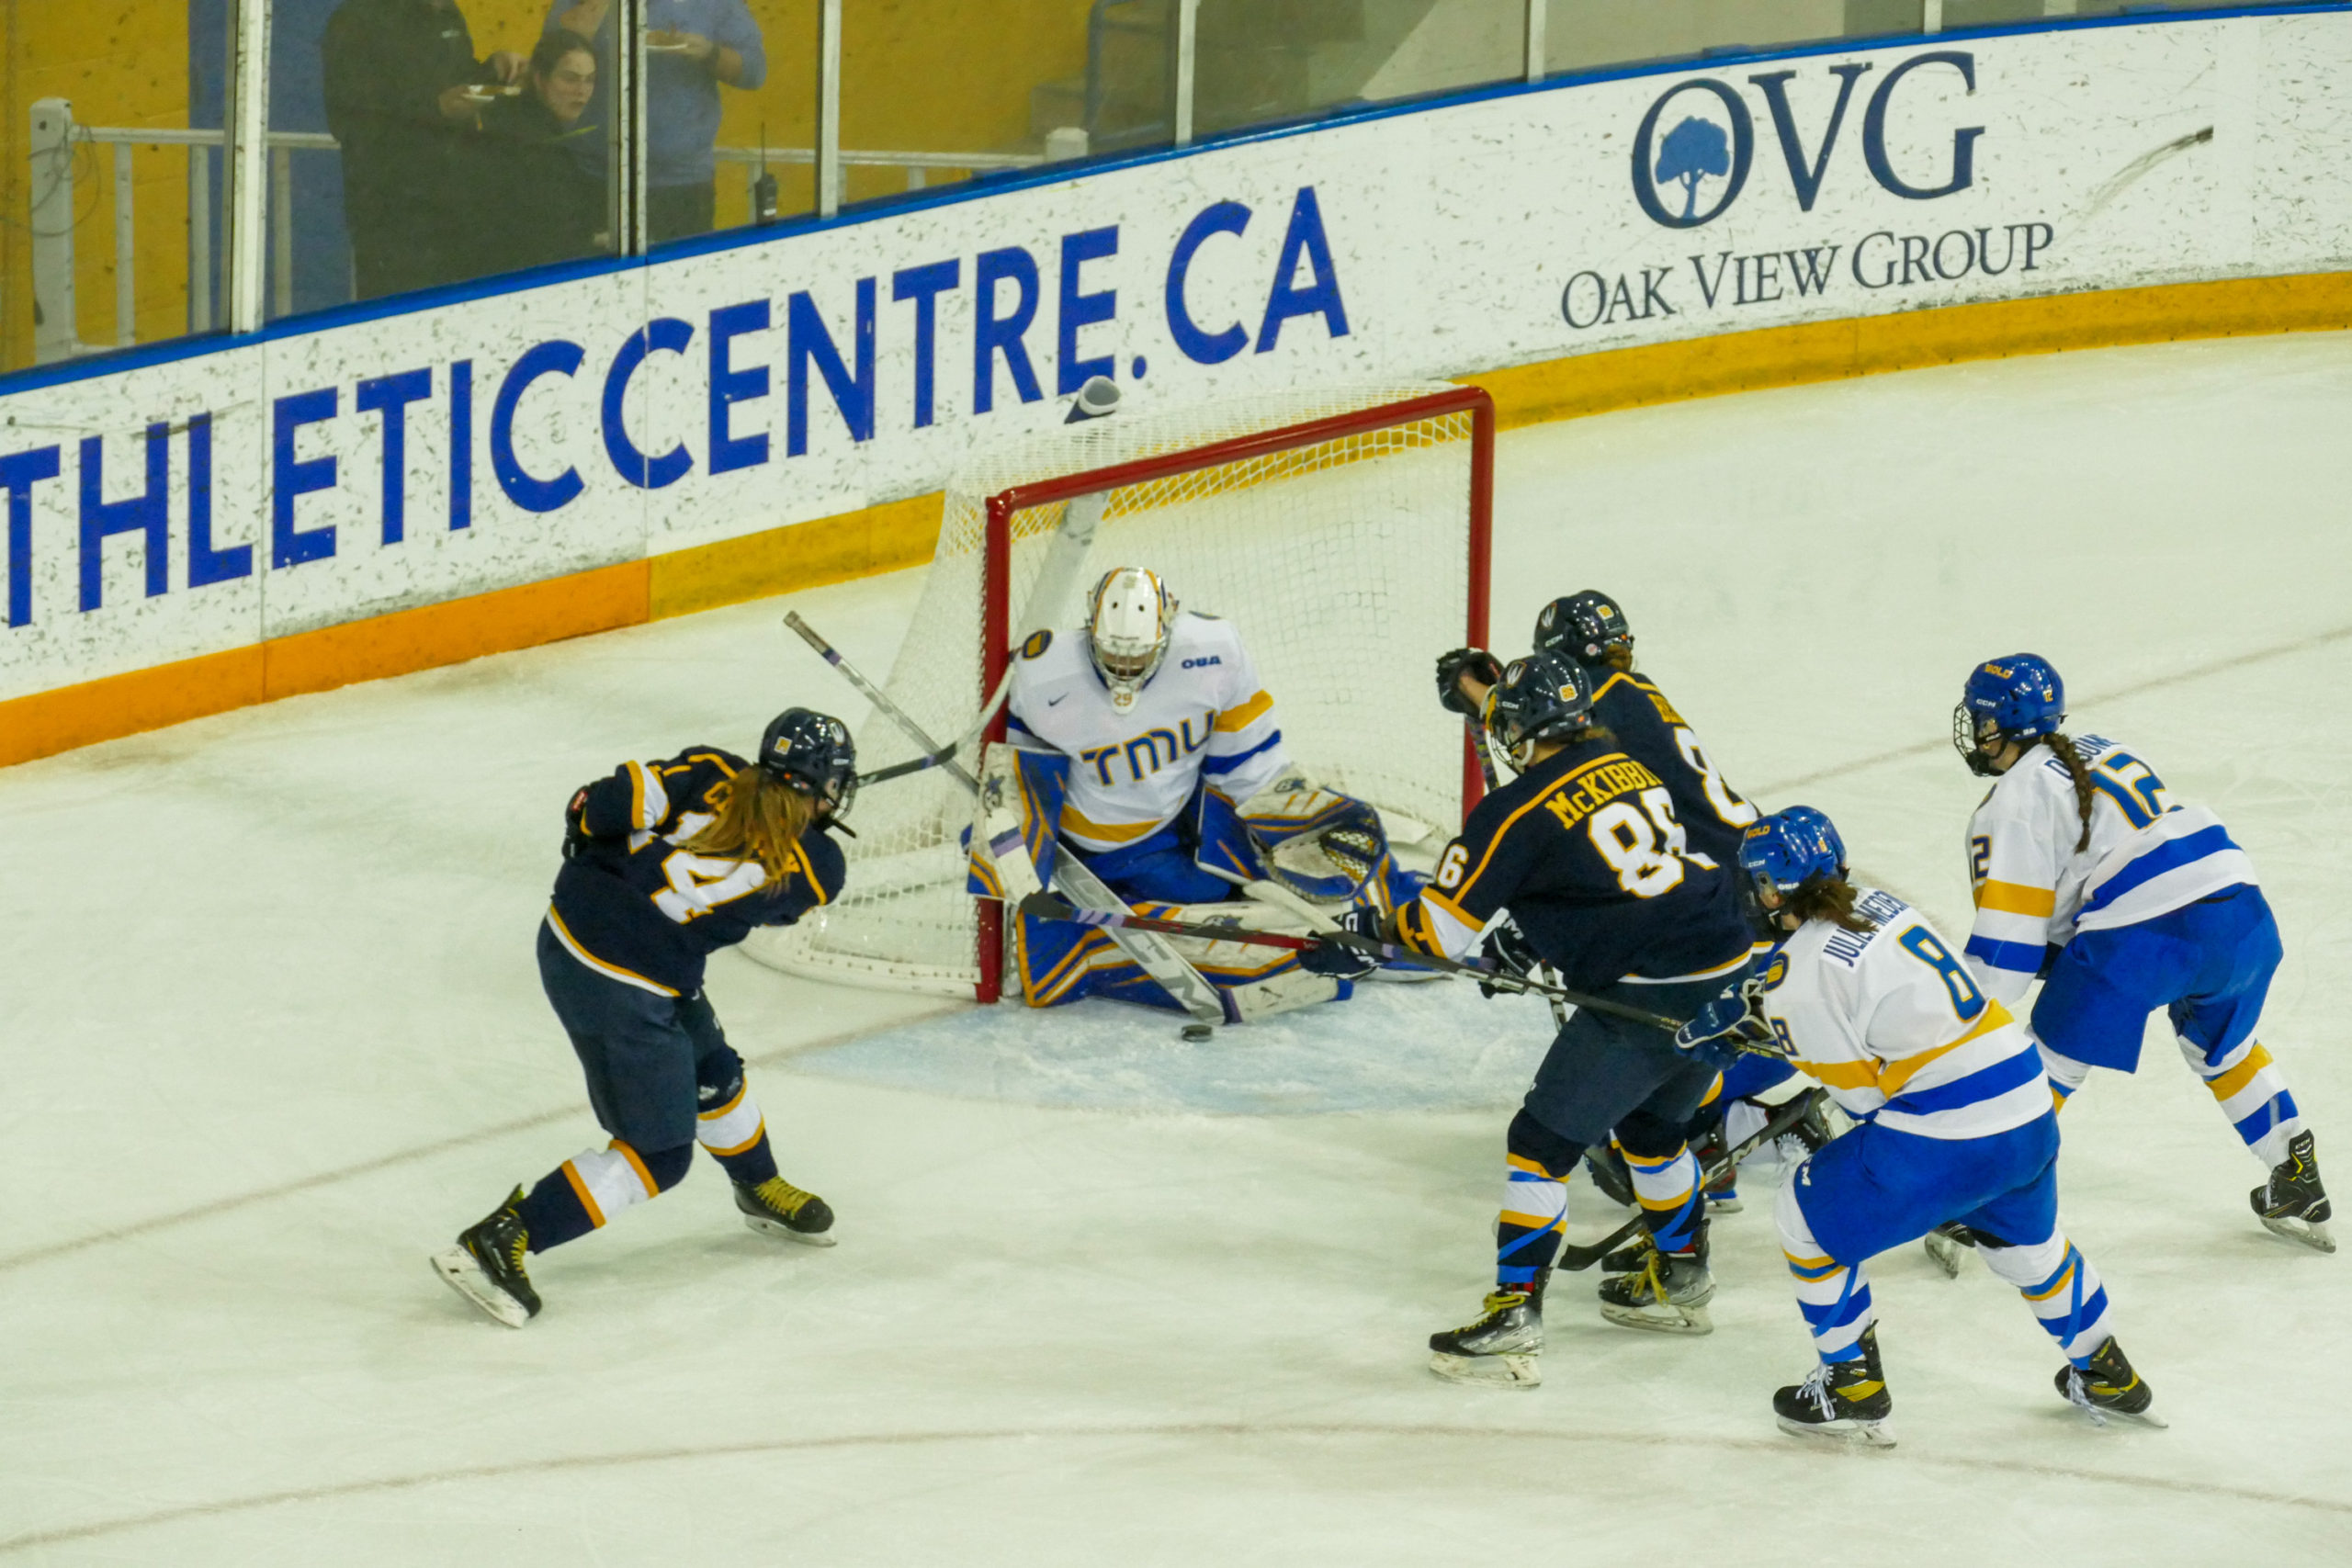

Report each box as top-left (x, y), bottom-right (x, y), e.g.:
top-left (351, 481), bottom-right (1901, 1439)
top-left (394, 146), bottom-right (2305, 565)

top-left (1953, 654), bottom-right (2065, 777)
top-left (1483, 650), bottom-right (1598, 769)
top-left (759, 707), bottom-right (858, 818)
top-left (1533, 591), bottom-right (1634, 671)
top-left (1734, 806), bottom-right (1848, 937)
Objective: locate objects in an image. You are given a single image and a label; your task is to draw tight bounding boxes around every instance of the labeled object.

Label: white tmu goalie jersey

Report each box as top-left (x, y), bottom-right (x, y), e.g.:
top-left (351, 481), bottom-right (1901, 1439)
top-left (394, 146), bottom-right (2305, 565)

top-left (1962, 735), bottom-right (2256, 1003)
top-left (1005, 613), bottom-right (1291, 853)
top-left (1756, 887), bottom-right (2051, 1142)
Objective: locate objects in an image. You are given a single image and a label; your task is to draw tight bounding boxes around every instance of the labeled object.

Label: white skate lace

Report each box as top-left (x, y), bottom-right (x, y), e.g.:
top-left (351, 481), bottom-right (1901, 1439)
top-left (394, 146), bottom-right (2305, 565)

top-left (1799, 1363), bottom-right (1838, 1420)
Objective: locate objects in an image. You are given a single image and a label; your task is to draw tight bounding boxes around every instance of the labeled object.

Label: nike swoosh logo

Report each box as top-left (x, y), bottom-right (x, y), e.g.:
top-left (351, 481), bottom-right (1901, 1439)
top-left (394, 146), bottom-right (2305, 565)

top-left (1047, 694), bottom-right (1068, 706)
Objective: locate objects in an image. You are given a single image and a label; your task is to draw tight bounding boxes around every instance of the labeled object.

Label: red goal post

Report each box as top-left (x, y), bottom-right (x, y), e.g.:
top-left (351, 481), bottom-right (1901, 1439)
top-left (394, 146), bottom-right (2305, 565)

top-left (971, 385), bottom-right (1495, 1002)
top-left (743, 382), bottom-right (1494, 1004)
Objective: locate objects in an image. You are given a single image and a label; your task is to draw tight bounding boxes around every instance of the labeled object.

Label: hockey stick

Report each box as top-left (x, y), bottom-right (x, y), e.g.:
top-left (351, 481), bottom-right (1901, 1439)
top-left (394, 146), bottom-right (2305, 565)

top-left (788, 613), bottom-right (1227, 1024)
top-left (1466, 719), bottom-right (1500, 793)
top-left (786, 612), bottom-right (1005, 792)
top-left (1549, 1088), bottom-right (1828, 1274)
top-left (1017, 892), bottom-right (1694, 1032)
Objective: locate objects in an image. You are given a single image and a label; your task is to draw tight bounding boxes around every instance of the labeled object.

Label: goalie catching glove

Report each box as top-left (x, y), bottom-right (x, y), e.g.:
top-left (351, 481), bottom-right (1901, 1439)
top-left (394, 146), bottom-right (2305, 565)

top-left (1672, 974), bottom-right (1790, 1071)
top-left (1299, 906), bottom-right (1385, 980)
top-left (1435, 648), bottom-right (1504, 719)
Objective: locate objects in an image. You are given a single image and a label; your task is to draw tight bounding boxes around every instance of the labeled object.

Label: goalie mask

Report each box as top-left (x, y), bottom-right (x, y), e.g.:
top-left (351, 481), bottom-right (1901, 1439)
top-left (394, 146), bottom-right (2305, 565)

top-left (1086, 567), bottom-right (1176, 711)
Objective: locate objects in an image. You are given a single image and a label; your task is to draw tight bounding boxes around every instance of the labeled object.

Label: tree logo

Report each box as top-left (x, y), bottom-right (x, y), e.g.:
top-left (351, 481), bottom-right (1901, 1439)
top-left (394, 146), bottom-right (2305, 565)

top-left (1632, 78), bottom-right (1753, 229)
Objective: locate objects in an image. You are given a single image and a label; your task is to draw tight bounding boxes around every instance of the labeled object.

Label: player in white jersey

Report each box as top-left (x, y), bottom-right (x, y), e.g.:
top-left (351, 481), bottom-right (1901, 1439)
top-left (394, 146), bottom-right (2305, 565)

top-left (1676, 807), bottom-right (2158, 1444)
top-left (1954, 654), bottom-right (2329, 1250)
top-left (979, 566), bottom-right (1416, 1012)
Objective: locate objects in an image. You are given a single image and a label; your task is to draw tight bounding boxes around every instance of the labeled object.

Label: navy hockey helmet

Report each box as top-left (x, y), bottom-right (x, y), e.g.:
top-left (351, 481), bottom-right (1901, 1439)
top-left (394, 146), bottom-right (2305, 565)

top-left (1735, 806), bottom-right (1849, 937)
top-left (1533, 591), bottom-right (1634, 671)
top-left (1953, 653), bottom-right (2065, 777)
top-left (1483, 650), bottom-right (1598, 769)
top-left (759, 707), bottom-right (858, 818)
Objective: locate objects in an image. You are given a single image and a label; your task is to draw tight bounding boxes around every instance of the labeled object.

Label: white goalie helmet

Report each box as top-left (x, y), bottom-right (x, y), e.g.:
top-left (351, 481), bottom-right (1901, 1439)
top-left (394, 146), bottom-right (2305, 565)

top-left (1086, 566), bottom-right (1177, 711)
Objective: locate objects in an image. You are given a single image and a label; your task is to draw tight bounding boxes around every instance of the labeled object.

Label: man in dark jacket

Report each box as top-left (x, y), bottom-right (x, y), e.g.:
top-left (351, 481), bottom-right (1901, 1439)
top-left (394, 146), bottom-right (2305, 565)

top-left (322, 0), bottom-right (523, 299)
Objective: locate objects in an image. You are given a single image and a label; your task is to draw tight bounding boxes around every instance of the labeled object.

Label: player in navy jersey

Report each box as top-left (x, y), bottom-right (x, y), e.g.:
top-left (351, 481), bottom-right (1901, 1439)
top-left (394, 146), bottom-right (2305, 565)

top-left (432, 709), bottom-right (854, 1327)
top-left (1306, 651), bottom-right (1753, 1383)
top-left (1439, 591), bottom-right (1798, 1213)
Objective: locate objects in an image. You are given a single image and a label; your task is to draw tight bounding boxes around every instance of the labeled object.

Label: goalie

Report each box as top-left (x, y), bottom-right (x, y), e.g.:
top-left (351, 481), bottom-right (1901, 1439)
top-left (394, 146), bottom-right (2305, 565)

top-left (969, 566), bottom-right (1421, 1015)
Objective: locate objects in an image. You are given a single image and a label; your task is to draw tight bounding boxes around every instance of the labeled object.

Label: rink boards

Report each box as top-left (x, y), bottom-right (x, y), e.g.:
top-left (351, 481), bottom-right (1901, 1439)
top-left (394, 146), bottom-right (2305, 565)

top-left (3, 7), bottom-right (2352, 760)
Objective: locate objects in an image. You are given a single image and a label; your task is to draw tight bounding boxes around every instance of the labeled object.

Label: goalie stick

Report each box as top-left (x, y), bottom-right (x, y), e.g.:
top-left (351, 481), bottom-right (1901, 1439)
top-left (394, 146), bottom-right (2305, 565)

top-left (1549, 1089), bottom-right (1829, 1273)
top-left (787, 614), bottom-right (1229, 1025)
top-left (1017, 892), bottom-right (1697, 1032)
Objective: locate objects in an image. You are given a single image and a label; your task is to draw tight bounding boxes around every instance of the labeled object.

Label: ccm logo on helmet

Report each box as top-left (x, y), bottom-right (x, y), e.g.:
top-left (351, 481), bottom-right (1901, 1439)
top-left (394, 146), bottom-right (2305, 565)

top-left (1182, 656), bottom-right (1223, 669)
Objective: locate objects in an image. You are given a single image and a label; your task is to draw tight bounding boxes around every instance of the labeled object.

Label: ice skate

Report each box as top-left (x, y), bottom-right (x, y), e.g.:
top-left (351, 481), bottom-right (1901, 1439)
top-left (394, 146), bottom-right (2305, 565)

top-left (2055, 1337), bottom-right (2165, 1428)
top-left (1774, 1325), bottom-right (1894, 1447)
top-left (1429, 1288), bottom-right (1543, 1388)
top-left (1924, 1221), bottom-right (1979, 1279)
top-left (2250, 1131), bottom-right (2333, 1253)
top-left (735, 1176), bottom-right (837, 1245)
top-left (431, 1186), bottom-right (541, 1328)
top-left (1596, 1225), bottom-right (1713, 1335)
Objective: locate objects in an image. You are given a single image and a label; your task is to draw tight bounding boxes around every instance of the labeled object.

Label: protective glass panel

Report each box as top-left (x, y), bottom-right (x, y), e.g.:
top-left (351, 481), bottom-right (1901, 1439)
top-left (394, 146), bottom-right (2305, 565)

top-left (1544, 1), bottom-right (1869, 75)
top-left (835, 0), bottom-right (1092, 214)
top-left (285, 0), bottom-right (622, 319)
top-left (3, 1), bottom-right (235, 371)
top-left (555, 0), bottom-right (820, 249)
top-left (1196, 0), bottom-right (1528, 136)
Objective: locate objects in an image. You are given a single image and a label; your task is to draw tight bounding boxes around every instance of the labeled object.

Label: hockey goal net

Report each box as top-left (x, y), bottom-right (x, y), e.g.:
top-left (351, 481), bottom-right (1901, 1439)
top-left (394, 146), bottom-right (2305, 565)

top-left (745, 382), bottom-right (1493, 1001)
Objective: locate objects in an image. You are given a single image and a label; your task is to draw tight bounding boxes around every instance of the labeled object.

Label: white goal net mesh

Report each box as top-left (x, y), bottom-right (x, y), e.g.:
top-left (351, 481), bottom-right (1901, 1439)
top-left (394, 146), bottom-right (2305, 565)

top-left (746, 384), bottom-right (1482, 997)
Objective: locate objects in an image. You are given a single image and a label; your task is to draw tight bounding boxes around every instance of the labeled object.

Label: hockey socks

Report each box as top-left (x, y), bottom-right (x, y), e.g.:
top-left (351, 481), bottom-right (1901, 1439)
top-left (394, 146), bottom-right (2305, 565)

top-left (1623, 1143), bottom-right (1704, 1253)
top-left (696, 1074), bottom-right (782, 1187)
top-left (1775, 1181), bottom-right (1875, 1362)
top-left (514, 1138), bottom-right (692, 1253)
top-left (1496, 1153), bottom-right (1572, 1289)
top-left (2191, 1039), bottom-right (2304, 1168)
top-left (1977, 1230), bottom-right (2117, 1366)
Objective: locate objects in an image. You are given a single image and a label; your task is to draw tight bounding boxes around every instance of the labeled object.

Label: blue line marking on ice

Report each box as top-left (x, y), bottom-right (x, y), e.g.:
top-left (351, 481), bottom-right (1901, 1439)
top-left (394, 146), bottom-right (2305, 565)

top-left (791, 978), bottom-right (1552, 1114)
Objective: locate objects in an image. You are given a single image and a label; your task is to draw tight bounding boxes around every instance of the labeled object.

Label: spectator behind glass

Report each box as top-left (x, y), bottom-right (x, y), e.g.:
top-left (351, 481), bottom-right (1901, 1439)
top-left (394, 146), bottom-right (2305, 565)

top-left (545, 0), bottom-right (766, 244)
top-left (466, 30), bottom-right (607, 277)
top-left (323, 0), bottom-right (524, 299)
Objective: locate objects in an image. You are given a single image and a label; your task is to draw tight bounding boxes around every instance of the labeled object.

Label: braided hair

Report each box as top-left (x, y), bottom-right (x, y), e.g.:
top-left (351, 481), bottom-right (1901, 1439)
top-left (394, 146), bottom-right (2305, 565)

top-left (1783, 875), bottom-right (1879, 935)
top-left (2036, 732), bottom-right (2098, 852)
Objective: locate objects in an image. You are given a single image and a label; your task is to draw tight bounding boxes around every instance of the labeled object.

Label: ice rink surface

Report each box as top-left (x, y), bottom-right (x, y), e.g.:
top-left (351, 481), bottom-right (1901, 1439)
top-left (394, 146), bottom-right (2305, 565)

top-left (5, 333), bottom-right (2350, 1562)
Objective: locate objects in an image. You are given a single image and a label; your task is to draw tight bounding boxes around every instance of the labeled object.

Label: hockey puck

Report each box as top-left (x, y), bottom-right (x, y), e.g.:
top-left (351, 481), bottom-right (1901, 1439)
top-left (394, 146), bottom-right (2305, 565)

top-left (1180, 1023), bottom-right (1215, 1042)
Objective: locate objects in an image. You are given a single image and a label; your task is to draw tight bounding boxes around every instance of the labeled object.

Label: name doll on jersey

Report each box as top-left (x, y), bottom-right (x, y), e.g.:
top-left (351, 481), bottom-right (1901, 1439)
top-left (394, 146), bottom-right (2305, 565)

top-left (975, 566), bottom-right (1418, 1014)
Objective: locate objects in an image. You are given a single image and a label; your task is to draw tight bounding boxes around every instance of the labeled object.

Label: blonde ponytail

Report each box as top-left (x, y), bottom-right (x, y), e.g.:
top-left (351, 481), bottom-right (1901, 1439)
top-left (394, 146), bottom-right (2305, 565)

top-left (681, 770), bottom-right (816, 883)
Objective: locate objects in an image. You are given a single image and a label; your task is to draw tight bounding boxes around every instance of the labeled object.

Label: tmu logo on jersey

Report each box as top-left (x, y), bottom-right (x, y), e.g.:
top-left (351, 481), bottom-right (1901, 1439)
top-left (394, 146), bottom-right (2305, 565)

top-left (1560, 49), bottom-right (2059, 333)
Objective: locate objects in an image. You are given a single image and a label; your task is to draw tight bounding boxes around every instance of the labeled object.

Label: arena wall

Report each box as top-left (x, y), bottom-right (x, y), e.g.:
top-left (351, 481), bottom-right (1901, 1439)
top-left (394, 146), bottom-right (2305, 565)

top-left (6, 6), bottom-right (2351, 766)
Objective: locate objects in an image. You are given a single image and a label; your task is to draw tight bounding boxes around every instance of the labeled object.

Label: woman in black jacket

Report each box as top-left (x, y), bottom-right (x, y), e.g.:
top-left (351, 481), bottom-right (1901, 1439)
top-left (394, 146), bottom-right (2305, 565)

top-left (468, 28), bottom-right (607, 276)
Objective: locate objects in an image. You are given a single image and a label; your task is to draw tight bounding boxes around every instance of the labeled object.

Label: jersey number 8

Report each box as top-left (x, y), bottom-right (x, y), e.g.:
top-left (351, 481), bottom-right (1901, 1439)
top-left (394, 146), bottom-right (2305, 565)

top-left (1589, 787), bottom-right (1700, 899)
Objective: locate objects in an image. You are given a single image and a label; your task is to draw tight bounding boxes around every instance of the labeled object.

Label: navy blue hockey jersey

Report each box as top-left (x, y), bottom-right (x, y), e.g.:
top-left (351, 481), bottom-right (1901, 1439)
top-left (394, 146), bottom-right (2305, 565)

top-left (1396, 738), bottom-right (1749, 993)
top-left (548, 747), bottom-right (845, 996)
top-left (1589, 671), bottom-right (1758, 868)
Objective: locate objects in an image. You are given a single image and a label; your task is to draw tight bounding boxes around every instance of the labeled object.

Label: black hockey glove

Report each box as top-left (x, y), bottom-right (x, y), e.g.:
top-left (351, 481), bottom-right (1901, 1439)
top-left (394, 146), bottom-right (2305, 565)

top-left (561, 784), bottom-right (596, 860)
top-left (1672, 976), bottom-right (1786, 1071)
top-left (1435, 647), bottom-right (1504, 719)
top-left (1299, 906), bottom-right (1384, 981)
top-left (1477, 918), bottom-right (1541, 999)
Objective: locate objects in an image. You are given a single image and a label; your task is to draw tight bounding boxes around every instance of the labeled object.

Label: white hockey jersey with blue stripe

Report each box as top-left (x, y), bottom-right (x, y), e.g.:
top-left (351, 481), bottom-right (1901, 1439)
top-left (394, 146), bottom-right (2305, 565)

top-left (1754, 887), bottom-right (2051, 1140)
top-left (1962, 734), bottom-right (2256, 1002)
top-left (1005, 613), bottom-right (1291, 853)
